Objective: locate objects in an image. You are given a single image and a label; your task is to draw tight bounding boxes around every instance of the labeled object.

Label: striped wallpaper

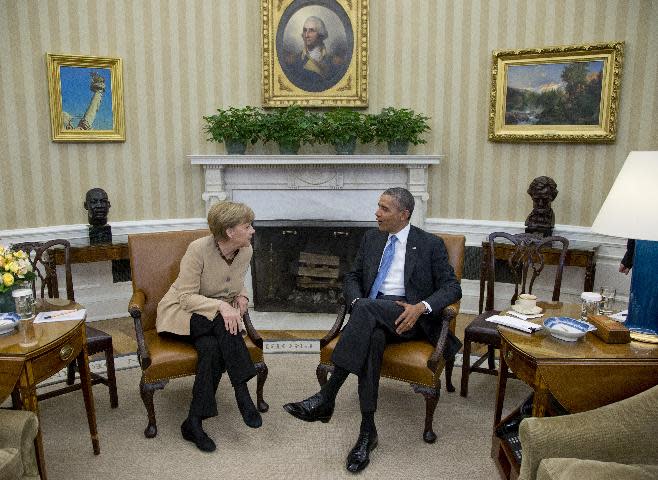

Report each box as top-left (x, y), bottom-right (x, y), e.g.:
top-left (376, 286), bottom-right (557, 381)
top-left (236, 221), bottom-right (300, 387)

top-left (1, 0), bottom-right (657, 230)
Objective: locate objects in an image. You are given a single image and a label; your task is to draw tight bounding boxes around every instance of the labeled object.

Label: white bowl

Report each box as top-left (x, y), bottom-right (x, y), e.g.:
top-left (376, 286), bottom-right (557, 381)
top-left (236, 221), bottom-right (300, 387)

top-left (543, 316), bottom-right (596, 342)
top-left (0, 313), bottom-right (19, 335)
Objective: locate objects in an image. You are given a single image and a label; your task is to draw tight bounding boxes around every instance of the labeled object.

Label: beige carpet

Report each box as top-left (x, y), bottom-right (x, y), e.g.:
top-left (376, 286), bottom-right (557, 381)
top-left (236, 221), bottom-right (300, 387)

top-left (40, 353), bottom-right (530, 480)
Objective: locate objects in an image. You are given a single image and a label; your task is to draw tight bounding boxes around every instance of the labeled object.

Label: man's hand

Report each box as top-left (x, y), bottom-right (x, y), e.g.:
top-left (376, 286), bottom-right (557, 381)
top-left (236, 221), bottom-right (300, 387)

top-left (218, 301), bottom-right (242, 335)
top-left (232, 295), bottom-right (249, 317)
top-left (619, 264), bottom-right (630, 275)
top-left (394, 301), bottom-right (426, 335)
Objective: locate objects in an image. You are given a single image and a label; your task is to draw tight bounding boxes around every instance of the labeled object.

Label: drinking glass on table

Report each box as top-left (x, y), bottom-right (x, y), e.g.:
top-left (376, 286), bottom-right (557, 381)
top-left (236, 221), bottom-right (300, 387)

top-left (12, 287), bottom-right (37, 347)
top-left (599, 286), bottom-right (617, 315)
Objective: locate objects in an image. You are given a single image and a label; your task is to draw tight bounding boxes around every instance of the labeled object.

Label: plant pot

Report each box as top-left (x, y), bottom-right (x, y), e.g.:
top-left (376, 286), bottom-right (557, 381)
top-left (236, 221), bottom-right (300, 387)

top-left (333, 138), bottom-right (357, 155)
top-left (278, 140), bottom-right (300, 155)
top-left (387, 140), bottom-right (409, 155)
top-left (0, 290), bottom-right (15, 313)
top-left (225, 139), bottom-right (247, 155)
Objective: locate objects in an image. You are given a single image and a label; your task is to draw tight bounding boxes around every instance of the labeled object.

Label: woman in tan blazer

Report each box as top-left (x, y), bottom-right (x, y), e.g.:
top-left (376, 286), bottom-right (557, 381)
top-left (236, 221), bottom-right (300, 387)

top-left (156, 200), bottom-right (260, 452)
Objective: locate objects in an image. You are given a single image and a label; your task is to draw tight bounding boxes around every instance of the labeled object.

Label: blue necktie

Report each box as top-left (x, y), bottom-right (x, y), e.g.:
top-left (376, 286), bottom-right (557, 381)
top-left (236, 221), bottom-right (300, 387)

top-left (368, 235), bottom-right (398, 299)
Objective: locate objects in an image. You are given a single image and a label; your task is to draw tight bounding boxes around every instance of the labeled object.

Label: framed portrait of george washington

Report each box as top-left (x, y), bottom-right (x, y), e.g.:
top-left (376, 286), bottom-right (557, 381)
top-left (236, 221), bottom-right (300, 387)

top-left (262, 0), bottom-right (368, 107)
top-left (46, 53), bottom-right (125, 142)
top-left (488, 41), bottom-right (623, 143)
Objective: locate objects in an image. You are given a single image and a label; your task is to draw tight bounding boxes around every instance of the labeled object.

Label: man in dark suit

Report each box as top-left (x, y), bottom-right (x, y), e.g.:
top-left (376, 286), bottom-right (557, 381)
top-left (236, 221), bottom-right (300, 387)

top-left (284, 187), bottom-right (462, 473)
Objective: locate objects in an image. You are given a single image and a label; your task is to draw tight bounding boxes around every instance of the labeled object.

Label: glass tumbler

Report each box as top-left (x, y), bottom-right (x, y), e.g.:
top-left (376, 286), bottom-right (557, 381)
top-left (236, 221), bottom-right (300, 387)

top-left (12, 287), bottom-right (37, 347)
top-left (599, 286), bottom-right (617, 315)
top-left (580, 291), bottom-right (602, 321)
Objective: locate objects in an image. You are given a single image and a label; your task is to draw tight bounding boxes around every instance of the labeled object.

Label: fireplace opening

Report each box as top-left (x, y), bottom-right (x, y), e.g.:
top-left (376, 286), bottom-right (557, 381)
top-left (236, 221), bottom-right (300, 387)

top-left (251, 221), bottom-right (374, 313)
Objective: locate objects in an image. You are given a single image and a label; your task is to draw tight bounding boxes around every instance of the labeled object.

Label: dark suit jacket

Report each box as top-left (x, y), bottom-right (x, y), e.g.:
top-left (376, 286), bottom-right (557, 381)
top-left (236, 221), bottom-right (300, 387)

top-left (343, 225), bottom-right (462, 349)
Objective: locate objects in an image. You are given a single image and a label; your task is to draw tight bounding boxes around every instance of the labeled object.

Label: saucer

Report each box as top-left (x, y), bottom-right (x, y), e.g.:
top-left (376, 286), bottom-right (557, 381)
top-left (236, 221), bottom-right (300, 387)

top-left (512, 304), bottom-right (543, 315)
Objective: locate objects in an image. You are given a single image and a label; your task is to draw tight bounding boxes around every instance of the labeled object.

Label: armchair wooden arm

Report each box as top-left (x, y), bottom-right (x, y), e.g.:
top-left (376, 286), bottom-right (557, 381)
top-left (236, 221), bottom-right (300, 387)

top-left (128, 289), bottom-right (151, 370)
top-left (427, 305), bottom-right (457, 372)
top-left (319, 298), bottom-right (348, 348)
top-left (242, 312), bottom-right (263, 349)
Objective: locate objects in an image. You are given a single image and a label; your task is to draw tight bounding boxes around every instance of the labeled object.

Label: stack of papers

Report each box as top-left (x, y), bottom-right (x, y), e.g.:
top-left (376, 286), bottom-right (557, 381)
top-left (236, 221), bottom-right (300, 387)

top-left (506, 310), bottom-right (543, 321)
top-left (609, 310), bottom-right (628, 322)
top-left (34, 309), bottom-right (86, 324)
top-left (486, 315), bottom-right (543, 333)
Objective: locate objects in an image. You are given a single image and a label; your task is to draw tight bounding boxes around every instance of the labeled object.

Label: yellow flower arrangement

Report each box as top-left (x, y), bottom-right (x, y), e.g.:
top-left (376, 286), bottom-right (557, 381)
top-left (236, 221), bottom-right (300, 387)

top-left (0, 245), bottom-right (36, 293)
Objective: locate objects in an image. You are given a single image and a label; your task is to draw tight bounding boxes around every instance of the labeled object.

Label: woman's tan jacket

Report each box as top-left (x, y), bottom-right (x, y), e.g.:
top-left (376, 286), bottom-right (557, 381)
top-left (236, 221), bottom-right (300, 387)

top-left (156, 235), bottom-right (251, 336)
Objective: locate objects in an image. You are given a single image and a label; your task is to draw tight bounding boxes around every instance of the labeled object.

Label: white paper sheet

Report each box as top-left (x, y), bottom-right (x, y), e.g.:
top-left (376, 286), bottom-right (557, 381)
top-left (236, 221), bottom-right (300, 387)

top-left (34, 309), bottom-right (86, 323)
top-left (486, 315), bottom-right (543, 333)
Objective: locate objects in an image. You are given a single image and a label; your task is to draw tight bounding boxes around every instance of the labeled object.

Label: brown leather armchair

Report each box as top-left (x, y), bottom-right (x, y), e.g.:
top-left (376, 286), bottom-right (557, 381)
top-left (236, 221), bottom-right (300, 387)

top-left (316, 233), bottom-right (465, 443)
top-left (128, 230), bottom-right (268, 438)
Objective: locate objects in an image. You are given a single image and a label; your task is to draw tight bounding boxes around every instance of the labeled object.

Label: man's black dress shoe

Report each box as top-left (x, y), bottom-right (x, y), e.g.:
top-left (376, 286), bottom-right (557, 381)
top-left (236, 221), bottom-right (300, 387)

top-left (346, 431), bottom-right (378, 473)
top-left (283, 393), bottom-right (334, 423)
top-left (181, 418), bottom-right (216, 452)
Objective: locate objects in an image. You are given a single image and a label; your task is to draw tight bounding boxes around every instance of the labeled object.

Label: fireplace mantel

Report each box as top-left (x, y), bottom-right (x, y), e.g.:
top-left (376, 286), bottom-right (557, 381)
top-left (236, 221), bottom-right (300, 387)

top-left (189, 154), bottom-right (442, 227)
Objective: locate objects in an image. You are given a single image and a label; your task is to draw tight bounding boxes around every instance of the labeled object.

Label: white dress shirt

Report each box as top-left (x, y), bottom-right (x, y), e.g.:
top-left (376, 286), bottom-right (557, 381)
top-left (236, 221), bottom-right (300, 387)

top-left (377, 224), bottom-right (432, 313)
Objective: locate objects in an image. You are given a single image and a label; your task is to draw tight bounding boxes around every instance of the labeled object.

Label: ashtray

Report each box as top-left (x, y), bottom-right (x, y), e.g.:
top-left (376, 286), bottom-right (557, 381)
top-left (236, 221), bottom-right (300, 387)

top-left (543, 316), bottom-right (596, 342)
top-left (0, 313), bottom-right (19, 335)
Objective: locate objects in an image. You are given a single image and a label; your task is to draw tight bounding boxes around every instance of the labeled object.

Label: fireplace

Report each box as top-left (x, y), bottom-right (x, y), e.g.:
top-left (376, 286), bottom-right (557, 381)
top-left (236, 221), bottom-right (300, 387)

top-left (190, 154), bottom-right (441, 313)
top-left (252, 221), bottom-right (372, 312)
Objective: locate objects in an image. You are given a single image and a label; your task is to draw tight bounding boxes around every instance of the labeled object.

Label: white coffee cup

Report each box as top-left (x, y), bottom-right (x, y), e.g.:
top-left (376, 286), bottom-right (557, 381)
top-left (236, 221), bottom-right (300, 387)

top-left (516, 293), bottom-right (537, 311)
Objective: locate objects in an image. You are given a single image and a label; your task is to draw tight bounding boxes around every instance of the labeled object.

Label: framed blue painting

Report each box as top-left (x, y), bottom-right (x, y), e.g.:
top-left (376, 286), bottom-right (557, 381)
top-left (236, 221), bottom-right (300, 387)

top-left (46, 53), bottom-right (125, 142)
top-left (489, 42), bottom-right (623, 143)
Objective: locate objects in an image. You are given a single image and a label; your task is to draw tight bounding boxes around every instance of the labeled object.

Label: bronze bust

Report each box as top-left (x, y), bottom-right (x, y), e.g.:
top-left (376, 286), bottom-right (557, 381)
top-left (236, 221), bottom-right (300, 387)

top-left (84, 188), bottom-right (112, 244)
top-left (525, 176), bottom-right (558, 237)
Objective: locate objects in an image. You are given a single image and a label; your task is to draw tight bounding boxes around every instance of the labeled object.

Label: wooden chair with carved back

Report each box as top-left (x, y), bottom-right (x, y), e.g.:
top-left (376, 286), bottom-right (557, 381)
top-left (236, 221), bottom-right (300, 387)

top-left (460, 232), bottom-right (569, 398)
top-left (127, 230), bottom-right (269, 438)
top-left (11, 239), bottom-right (118, 407)
top-left (316, 233), bottom-right (465, 443)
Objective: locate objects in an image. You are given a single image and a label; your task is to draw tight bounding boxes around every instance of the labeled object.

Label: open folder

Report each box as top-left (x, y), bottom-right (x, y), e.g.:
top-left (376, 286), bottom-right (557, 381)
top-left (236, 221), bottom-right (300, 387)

top-left (34, 309), bottom-right (87, 324)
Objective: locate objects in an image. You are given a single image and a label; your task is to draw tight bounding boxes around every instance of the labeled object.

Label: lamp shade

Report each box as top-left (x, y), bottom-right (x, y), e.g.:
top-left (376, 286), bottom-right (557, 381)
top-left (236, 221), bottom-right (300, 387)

top-left (591, 151), bottom-right (658, 241)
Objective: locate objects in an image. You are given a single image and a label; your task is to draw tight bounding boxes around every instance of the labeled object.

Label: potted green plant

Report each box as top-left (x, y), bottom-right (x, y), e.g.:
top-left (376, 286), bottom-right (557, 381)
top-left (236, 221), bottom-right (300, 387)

top-left (203, 106), bottom-right (262, 154)
top-left (314, 109), bottom-right (374, 155)
top-left (372, 107), bottom-right (431, 154)
top-left (259, 106), bottom-right (318, 154)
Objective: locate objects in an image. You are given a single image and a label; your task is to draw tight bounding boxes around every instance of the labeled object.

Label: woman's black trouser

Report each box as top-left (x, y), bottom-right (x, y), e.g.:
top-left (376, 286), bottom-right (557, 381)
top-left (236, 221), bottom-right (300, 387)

top-left (186, 312), bottom-right (256, 419)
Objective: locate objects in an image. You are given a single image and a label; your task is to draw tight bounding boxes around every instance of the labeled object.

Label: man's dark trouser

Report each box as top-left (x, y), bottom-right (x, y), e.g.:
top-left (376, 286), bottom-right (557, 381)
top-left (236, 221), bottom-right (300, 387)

top-left (330, 297), bottom-right (421, 413)
top-left (186, 313), bottom-right (256, 419)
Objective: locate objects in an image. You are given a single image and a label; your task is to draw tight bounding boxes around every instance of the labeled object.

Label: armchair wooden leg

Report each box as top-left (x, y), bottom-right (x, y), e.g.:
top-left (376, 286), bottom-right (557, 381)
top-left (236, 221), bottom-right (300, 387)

top-left (316, 363), bottom-right (332, 387)
top-left (413, 384), bottom-right (439, 443)
top-left (255, 362), bottom-right (269, 413)
top-left (460, 338), bottom-right (472, 397)
top-left (444, 356), bottom-right (455, 393)
top-left (104, 345), bottom-right (118, 408)
top-left (140, 379), bottom-right (167, 438)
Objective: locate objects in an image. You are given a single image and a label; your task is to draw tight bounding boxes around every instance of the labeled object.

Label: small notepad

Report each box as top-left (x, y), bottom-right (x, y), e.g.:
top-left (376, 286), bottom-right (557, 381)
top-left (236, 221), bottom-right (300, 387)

top-left (34, 309), bottom-right (86, 324)
top-left (486, 315), bottom-right (543, 333)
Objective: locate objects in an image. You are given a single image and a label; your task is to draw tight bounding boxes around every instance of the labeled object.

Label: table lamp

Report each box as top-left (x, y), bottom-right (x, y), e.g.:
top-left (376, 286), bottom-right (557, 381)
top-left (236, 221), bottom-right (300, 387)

top-left (591, 151), bottom-right (658, 343)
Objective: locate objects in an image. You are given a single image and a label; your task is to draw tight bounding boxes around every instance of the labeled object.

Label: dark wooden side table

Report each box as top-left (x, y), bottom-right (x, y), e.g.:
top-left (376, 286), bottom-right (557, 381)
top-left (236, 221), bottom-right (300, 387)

top-left (491, 302), bottom-right (658, 480)
top-left (479, 241), bottom-right (598, 314)
top-left (0, 302), bottom-right (100, 480)
top-left (53, 242), bottom-right (129, 265)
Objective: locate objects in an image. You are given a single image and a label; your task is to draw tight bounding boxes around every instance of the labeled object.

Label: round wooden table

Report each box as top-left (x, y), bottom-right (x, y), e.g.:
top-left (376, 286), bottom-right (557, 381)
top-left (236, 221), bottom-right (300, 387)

top-left (0, 300), bottom-right (99, 480)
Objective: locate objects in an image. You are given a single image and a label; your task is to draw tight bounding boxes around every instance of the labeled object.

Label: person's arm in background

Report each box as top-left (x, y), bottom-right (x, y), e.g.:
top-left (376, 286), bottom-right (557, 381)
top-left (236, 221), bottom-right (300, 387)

top-left (619, 239), bottom-right (636, 275)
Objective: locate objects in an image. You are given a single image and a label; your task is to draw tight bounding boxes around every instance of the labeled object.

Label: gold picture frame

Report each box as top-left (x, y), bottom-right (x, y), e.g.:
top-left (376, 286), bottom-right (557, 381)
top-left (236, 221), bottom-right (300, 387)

top-left (46, 53), bottom-right (125, 142)
top-left (262, 0), bottom-right (368, 107)
top-left (488, 41), bottom-right (623, 143)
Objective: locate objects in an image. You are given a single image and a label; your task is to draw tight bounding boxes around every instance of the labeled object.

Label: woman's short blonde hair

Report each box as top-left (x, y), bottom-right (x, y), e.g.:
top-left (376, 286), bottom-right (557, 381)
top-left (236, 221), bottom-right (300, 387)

top-left (207, 201), bottom-right (255, 240)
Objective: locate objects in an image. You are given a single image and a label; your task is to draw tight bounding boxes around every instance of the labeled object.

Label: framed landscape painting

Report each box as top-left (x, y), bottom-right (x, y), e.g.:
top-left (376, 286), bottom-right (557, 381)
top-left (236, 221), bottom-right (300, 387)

top-left (262, 0), bottom-right (368, 107)
top-left (46, 53), bottom-right (125, 142)
top-left (488, 42), bottom-right (623, 143)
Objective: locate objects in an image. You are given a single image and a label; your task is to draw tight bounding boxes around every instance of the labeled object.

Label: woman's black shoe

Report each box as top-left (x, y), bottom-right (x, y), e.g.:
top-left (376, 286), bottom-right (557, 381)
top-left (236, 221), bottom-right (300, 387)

top-left (181, 417), bottom-right (216, 452)
top-left (235, 388), bottom-right (263, 428)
